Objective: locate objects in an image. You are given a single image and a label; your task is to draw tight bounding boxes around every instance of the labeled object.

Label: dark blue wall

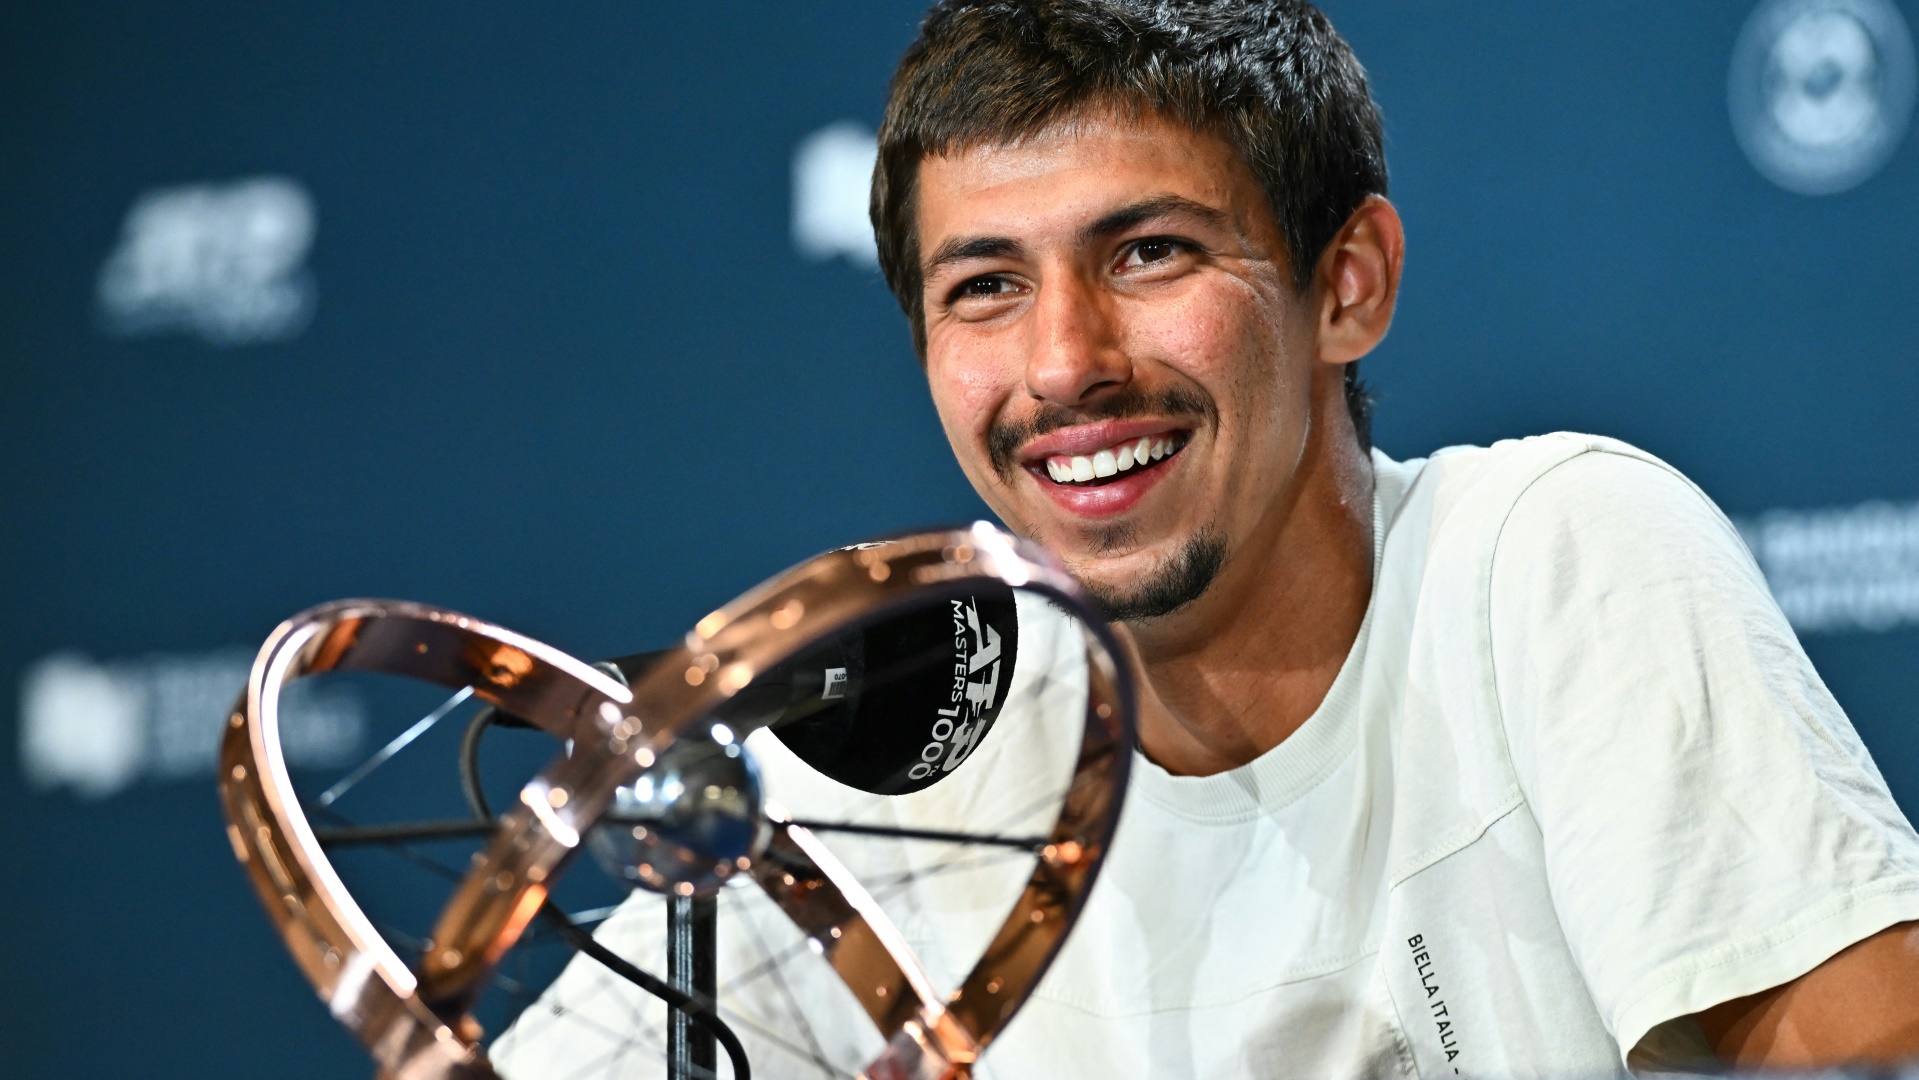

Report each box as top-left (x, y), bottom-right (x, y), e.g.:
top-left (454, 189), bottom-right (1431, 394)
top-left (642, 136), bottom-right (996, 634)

top-left (3, 3), bottom-right (1915, 1076)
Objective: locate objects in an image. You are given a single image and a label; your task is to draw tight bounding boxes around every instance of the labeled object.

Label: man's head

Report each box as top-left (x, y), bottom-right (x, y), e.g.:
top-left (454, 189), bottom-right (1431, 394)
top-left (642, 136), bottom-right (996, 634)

top-left (872, 0), bottom-right (1401, 624)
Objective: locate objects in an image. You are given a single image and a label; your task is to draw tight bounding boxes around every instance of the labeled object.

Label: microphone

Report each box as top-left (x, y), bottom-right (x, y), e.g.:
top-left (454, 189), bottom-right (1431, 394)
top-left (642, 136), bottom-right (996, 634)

top-left (604, 581), bottom-right (1020, 796)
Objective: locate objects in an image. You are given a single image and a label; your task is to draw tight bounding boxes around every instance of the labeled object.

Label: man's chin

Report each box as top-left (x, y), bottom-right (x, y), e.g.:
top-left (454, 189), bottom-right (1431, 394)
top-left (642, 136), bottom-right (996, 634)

top-left (1068, 528), bottom-right (1228, 623)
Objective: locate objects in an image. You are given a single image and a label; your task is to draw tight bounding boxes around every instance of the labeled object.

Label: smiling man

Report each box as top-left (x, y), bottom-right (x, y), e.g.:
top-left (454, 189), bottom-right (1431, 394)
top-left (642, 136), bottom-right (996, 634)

top-left (863, 0), bottom-right (1919, 1075)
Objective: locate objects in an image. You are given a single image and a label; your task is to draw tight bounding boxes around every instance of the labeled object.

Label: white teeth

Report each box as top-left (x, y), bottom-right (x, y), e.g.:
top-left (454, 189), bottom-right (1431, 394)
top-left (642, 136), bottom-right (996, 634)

top-left (1043, 434), bottom-right (1181, 484)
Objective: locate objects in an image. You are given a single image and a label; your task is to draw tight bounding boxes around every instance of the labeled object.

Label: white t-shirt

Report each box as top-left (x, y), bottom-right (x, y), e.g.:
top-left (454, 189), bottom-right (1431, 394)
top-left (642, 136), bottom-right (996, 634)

top-left (494, 434), bottom-right (1919, 1079)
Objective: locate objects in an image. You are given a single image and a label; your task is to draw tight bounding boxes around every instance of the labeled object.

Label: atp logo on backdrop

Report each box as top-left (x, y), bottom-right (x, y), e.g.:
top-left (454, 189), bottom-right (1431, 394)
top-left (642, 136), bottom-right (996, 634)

top-left (1730, 0), bottom-right (1917, 194)
top-left (96, 175), bottom-right (317, 346)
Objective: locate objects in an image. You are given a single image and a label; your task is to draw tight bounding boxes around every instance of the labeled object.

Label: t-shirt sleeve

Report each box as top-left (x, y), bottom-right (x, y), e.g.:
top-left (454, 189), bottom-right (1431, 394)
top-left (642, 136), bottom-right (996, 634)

top-left (1487, 448), bottom-right (1919, 1063)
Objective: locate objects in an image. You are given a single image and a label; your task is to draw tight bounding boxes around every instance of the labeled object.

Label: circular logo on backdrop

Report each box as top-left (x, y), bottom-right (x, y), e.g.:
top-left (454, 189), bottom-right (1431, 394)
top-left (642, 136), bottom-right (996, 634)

top-left (1729, 0), bottom-right (1917, 195)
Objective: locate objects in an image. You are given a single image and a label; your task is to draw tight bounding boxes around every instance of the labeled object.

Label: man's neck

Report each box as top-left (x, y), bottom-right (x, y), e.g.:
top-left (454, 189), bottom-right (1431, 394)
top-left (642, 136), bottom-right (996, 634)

top-left (1123, 401), bottom-right (1377, 777)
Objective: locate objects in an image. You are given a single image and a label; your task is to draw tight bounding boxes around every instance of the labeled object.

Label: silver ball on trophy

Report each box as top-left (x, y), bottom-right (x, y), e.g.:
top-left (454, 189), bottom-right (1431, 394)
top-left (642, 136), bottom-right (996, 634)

top-left (588, 726), bottom-right (770, 896)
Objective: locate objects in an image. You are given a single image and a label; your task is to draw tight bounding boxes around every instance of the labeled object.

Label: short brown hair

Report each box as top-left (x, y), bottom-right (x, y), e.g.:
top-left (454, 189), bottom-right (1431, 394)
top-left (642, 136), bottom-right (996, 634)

top-left (870, 0), bottom-right (1387, 448)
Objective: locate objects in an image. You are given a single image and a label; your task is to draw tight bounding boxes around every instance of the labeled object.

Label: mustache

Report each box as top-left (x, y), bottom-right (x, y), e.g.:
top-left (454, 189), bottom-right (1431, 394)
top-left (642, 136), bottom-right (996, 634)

top-left (986, 386), bottom-right (1216, 479)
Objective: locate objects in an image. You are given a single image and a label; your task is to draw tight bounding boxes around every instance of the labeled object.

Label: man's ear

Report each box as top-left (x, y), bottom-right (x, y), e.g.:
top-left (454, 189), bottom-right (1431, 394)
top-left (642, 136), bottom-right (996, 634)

top-left (1314, 195), bottom-right (1405, 366)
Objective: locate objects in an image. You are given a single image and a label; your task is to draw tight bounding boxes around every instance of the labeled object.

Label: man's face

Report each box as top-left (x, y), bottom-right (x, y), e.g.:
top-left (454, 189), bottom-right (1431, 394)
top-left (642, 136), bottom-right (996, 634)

top-left (916, 111), bottom-right (1322, 621)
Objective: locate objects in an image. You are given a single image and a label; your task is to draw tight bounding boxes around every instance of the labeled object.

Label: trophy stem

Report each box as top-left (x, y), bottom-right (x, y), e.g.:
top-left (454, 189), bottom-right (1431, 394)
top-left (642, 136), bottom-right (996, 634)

top-left (668, 892), bottom-right (719, 1080)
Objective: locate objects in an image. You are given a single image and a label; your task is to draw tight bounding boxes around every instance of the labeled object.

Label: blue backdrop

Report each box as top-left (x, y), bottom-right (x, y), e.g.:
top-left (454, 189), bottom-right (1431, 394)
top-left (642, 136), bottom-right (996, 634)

top-left (3, 2), bottom-right (1915, 1076)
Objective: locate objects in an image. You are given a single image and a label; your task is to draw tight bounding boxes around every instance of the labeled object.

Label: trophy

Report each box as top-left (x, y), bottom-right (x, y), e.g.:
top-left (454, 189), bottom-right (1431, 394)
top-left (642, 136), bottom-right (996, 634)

top-left (219, 524), bottom-right (1136, 1079)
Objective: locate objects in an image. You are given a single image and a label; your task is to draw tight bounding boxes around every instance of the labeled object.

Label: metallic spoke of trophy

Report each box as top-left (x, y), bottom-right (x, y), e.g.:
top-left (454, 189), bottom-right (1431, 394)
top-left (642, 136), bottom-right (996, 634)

top-left (219, 524), bottom-right (1136, 1080)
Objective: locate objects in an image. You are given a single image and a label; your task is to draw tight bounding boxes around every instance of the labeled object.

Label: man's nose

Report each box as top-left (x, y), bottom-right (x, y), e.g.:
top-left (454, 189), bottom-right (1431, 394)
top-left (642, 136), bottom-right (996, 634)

top-left (1024, 272), bottom-right (1130, 406)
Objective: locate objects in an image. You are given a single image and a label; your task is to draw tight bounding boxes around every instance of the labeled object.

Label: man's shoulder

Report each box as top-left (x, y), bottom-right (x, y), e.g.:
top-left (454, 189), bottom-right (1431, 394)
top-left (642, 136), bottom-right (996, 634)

top-left (1371, 431), bottom-right (1749, 646)
top-left (1380, 431), bottom-right (1711, 554)
top-left (1387, 431), bottom-right (1678, 507)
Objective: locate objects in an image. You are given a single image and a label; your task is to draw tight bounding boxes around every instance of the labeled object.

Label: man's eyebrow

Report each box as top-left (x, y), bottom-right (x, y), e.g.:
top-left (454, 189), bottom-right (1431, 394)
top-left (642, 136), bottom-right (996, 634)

top-left (922, 236), bottom-right (1024, 279)
top-left (1081, 194), bottom-right (1229, 244)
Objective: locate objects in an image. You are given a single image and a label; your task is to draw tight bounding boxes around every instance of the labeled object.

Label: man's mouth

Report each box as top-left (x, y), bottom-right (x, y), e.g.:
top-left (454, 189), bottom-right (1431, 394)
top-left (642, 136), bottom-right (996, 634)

top-left (1031, 431), bottom-right (1190, 487)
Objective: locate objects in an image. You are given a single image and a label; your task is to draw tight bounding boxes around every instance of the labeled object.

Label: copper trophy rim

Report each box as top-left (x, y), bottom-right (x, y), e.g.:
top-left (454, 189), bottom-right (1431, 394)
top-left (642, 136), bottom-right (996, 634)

top-left (218, 521), bottom-right (1136, 1080)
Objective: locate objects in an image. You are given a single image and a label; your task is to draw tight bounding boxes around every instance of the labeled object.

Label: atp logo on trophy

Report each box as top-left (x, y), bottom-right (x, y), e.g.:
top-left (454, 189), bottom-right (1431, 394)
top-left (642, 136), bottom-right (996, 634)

top-left (1730, 0), bottom-right (1917, 195)
top-left (908, 594), bottom-right (1009, 782)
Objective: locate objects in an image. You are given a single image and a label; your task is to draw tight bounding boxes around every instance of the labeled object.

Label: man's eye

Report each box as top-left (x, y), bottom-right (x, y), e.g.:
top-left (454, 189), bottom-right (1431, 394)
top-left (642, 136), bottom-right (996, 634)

top-left (954, 276), bottom-right (1015, 300)
top-left (1118, 237), bottom-right (1189, 271)
top-left (1138, 240), bottom-right (1178, 262)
